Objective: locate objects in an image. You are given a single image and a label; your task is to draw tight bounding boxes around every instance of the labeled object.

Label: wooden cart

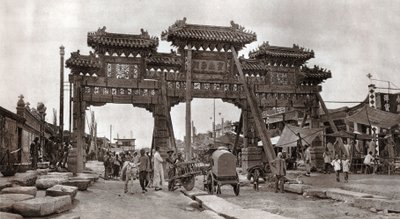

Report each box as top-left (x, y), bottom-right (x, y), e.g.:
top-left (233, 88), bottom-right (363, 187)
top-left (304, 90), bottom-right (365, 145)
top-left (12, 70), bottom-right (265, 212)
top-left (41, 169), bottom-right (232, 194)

top-left (204, 149), bottom-right (240, 196)
top-left (169, 161), bottom-right (208, 191)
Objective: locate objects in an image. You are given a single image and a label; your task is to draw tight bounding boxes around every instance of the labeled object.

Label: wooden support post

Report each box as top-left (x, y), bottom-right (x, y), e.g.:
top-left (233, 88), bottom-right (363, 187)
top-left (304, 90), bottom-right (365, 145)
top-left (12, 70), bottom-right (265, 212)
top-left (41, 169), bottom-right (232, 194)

top-left (185, 45), bottom-right (192, 160)
top-left (231, 47), bottom-right (276, 165)
top-left (316, 93), bottom-right (346, 154)
top-left (233, 112), bottom-right (243, 155)
top-left (242, 105), bottom-right (248, 149)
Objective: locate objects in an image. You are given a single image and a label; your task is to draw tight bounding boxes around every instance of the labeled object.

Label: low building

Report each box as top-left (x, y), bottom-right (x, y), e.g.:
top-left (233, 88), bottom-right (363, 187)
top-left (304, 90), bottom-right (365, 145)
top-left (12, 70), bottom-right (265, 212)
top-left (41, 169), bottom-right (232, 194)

top-left (0, 96), bottom-right (56, 164)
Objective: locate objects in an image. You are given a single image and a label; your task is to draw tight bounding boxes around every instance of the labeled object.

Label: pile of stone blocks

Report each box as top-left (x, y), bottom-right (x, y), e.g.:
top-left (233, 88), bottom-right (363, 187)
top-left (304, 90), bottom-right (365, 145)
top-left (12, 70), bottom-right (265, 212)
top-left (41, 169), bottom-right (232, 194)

top-left (0, 169), bottom-right (98, 218)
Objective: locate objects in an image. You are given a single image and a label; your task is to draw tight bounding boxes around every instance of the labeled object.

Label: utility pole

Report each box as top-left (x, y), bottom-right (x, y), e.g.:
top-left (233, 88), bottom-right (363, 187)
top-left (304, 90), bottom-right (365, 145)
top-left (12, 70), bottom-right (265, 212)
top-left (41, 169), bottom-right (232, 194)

top-left (213, 98), bottom-right (216, 145)
top-left (185, 44), bottom-right (192, 160)
top-left (110, 125), bottom-right (112, 145)
top-left (59, 45), bottom-right (65, 144)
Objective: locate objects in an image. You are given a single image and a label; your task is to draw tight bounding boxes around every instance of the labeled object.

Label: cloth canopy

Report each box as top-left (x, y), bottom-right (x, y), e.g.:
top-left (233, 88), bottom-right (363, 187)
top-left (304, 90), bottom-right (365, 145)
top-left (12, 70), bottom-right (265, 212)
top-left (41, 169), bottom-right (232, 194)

top-left (276, 124), bottom-right (323, 148)
top-left (257, 136), bottom-right (280, 146)
top-left (345, 105), bottom-right (400, 128)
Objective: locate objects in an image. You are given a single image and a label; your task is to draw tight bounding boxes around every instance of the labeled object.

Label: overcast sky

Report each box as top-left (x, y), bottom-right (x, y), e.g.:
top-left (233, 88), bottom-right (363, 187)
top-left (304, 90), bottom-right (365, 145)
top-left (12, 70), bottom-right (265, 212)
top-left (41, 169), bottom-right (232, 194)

top-left (1, 0), bottom-right (400, 148)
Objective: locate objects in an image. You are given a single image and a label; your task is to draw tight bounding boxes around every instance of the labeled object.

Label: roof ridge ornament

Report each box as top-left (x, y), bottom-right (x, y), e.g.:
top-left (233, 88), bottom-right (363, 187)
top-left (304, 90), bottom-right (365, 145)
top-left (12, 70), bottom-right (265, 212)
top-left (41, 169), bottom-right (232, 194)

top-left (140, 28), bottom-right (150, 38)
top-left (96, 26), bottom-right (107, 35)
top-left (230, 21), bottom-right (245, 31)
top-left (172, 17), bottom-right (187, 29)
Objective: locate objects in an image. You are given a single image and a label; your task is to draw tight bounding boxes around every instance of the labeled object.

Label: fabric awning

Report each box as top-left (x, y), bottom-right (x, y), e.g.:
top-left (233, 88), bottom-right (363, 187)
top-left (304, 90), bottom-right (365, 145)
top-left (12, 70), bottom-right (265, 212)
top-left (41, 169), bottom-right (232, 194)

top-left (345, 105), bottom-right (400, 128)
top-left (258, 136), bottom-right (280, 146)
top-left (276, 124), bottom-right (323, 148)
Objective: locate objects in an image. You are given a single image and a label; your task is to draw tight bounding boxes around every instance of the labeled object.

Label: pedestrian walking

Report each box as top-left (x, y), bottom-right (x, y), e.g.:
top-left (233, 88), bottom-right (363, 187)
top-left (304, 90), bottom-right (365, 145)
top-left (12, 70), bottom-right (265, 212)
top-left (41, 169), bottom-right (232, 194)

top-left (323, 149), bottom-right (332, 174)
top-left (103, 152), bottom-right (111, 179)
top-left (342, 155), bottom-right (351, 183)
top-left (30, 137), bottom-right (40, 169)
top-left (270, 152), bottom-right (287, 193)
top-left (363, 151), bottom-right (375, 174)
top-left (113, 154), bottom-right (122, 179)
top-left (304, 144), bottom-right (311, 177)
top-left (145, 151), bottom-right (152, 188)
top-left (166, 150), bottom-right (176, 191)
top-left (153, 146), bottom-right (164, 191)
top-left (331, 154), bottom-right (342, 182)
top-left (138, 149), bottom-right (150, 193)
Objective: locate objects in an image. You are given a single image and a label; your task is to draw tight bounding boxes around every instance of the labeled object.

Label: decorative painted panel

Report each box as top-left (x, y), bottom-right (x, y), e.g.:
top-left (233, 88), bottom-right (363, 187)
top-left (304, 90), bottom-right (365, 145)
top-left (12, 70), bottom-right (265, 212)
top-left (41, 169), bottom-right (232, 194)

top-left (190, 51), bottom-right (232, 80)
top-left (106, 63), bottom-right (139, 79)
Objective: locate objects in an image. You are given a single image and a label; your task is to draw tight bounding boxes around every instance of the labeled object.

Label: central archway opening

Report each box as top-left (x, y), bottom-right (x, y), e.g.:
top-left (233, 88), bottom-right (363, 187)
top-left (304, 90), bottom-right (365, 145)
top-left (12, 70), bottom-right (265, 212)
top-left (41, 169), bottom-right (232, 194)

top-left (86, 104), bottom-right (154, 157)
top-left (170, 99), bottom-right (241, 156)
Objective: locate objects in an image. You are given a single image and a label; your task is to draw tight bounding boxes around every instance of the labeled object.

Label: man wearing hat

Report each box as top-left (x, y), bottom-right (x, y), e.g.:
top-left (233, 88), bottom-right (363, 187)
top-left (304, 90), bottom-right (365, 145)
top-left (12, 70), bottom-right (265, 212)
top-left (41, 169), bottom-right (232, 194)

top-left (166, 150), bottom-right (176, 191)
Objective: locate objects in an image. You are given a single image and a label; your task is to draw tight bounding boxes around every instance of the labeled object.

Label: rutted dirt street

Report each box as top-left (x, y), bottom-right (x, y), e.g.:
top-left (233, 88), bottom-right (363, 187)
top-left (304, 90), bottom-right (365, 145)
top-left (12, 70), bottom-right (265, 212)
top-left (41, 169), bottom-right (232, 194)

top-left (51, 162), bottom-right (399, 219)
top-left (50, 161), bottom-right (207, 219)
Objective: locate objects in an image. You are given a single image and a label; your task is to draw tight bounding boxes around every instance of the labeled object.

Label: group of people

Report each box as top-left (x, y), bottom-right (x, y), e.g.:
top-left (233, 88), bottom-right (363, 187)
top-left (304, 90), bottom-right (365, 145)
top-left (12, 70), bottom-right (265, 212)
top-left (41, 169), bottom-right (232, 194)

top-left (322, 144), bottom-right (351, 182)
top-left (30, 136), bottom-right (70, 170)
top-left (103, 146), bottom-right (185, 194)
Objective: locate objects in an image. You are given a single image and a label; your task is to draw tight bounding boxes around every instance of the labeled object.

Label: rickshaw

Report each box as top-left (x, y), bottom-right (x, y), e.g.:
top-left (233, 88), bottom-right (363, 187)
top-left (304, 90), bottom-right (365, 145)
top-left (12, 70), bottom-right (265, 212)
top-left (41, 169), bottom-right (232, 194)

top-left (204, 147), bottom-right (240, 196)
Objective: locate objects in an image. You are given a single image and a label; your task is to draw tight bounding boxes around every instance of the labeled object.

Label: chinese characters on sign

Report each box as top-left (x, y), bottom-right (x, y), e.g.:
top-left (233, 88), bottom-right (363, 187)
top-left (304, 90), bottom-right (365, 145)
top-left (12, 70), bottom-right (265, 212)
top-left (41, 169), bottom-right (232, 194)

top-left (192, 59), bottom-right (226, 73)
top-left (106, 63), bottom-right (139, 79)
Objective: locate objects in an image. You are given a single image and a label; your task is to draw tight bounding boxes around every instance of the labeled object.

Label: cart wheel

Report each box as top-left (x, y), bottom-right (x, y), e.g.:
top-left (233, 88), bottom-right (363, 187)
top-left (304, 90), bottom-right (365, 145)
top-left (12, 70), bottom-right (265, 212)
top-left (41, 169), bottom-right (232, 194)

top-left (182, 176), bottom-right (195, 191)
top-left (234, 184), bottom-right (240, 196)
top-left (216, 184), bottom-right (221, 195)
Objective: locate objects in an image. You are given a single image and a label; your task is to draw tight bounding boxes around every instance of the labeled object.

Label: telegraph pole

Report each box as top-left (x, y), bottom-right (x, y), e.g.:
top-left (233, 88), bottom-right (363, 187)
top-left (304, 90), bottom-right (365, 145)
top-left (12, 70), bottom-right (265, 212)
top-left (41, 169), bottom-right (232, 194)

top-left (59, 45), bottom-right (65, 144)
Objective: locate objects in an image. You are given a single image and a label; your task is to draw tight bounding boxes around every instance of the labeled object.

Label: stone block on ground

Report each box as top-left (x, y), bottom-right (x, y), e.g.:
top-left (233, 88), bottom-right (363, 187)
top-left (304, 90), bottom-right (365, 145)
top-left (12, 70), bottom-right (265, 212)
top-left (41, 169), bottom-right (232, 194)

top-left (1, 186), bottom-right (37, 196)
top-left (284, 184), bottom-right (311, 194)
top-left (11, 171), bottom-right (38, 186)
top-left (12, 195), bottom-right (72, 217)
top-left (37, 162), bottom-right (50, 169)
top-left (46, 185), bottom-right (78, 199)
top-left (0, 194), bottom-right (34, 212)
top-left (36, 177), bottom-right (68, 190)
top-left (181, 187), bottom-right (208, 199)
top-left (303, 188), bottom-right (328, 199)
top-left (0, 212), bottom-right (23, 219)
top-left (202, 209), bottom-right (225, 219)
top-left (325, 188), bottom-right (373, 203)
top-left (47, 172), bottom-right (73, 178)
top-left (354, 198), bottom-right (400, 212)
top-left (37, 169), bottom-right (49, 175)
top-left (196, 195), bottom-right (290, 219)
top-left (62, 179), bottom-right (91, 191)
top-left (54, 213), bottom-right (81, 219)
top-left (0, 181), bottom-right (12, 190)
top-left (75, 173), bottom-right (99, 182)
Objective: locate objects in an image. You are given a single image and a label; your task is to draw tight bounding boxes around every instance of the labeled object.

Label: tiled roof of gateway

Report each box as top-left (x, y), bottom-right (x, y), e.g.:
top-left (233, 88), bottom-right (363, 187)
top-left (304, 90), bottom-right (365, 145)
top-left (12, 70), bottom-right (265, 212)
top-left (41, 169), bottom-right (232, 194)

top-left (87, 26), bottom-right (159, 50)
top-left (240, 59), bottom-right (268, 72)
top-left (249, 42), bottom-right (314, 60)
top-left (161, 18), bottom-right (257, 48)
top-left (65, 51), bottom-right (101, 69)
top-left (300, 65), bottom-right (331, 80)
top-left (146, 52), bottom-right (182, 68)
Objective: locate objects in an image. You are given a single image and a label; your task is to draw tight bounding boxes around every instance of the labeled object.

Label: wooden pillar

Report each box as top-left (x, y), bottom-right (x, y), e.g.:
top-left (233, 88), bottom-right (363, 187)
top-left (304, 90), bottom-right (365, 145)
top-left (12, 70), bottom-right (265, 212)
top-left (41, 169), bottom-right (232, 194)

top-left (153, 105), bottom-right (169, 157)
top-left (69, 77), bottom-right (85, 174)
top-left (185, 45), bottom-right (192, 160)
top-left (161, 72), bottom-right (177, 152)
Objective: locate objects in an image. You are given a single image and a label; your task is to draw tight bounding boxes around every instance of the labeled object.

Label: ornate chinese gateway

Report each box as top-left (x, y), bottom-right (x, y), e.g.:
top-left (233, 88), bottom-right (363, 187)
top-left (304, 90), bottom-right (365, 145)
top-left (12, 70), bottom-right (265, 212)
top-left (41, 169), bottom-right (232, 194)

top-left (66, 18), bottom-right (331, 173)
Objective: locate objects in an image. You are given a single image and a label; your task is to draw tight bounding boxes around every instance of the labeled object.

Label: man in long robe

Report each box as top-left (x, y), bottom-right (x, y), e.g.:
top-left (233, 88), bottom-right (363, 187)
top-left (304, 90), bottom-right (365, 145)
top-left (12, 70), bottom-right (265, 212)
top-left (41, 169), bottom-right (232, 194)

top-left (153, 146), bottom-right (164, 191)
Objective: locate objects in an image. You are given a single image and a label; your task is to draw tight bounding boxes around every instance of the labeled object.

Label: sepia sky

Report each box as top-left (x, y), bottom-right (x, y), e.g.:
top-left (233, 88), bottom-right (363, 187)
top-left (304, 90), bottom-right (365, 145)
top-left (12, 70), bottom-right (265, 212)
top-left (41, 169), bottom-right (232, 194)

top-left (1, 0), bottom-right (400, 148)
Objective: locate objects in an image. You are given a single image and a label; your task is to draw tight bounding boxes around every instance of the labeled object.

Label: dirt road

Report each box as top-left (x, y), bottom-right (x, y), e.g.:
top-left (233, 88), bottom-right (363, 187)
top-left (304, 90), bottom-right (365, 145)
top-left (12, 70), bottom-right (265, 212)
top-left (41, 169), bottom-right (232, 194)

top-left (52, 161), bottom-right (206, 219)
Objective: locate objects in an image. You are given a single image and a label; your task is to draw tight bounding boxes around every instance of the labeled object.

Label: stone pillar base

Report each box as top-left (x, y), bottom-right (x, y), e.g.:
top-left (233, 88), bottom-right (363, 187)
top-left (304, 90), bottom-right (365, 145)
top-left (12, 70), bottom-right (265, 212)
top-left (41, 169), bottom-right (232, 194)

top-left (241, 147), bottom-right (262, 174)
